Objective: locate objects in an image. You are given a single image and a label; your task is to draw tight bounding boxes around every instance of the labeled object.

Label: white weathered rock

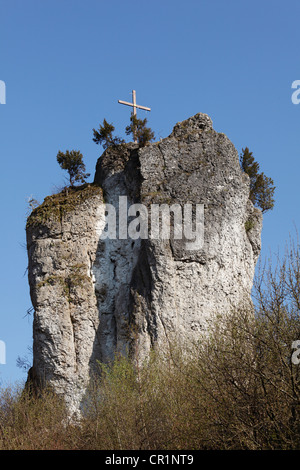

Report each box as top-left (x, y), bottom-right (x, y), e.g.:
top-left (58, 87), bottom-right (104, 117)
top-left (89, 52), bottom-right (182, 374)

top-left (26, 113), bottom-right (262, 416)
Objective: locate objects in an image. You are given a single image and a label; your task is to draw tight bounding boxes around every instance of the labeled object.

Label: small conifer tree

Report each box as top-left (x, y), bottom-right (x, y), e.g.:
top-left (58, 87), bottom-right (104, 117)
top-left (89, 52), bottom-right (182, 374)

top-left (56, 150), bottom-right (90, 187)
top-left (92, 119), bottom-right (125, 149)
top-left (125, 114), bottom-right (155, 146)
top-left (252, 172), bottom-right (275, 213)
top-left (240, 147), bottom-right (275, 213)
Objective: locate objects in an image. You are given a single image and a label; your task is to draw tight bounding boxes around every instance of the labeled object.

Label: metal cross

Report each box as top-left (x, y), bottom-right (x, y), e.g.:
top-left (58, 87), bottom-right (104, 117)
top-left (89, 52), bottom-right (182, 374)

top-left (118, 90), bottom-right (151, 143)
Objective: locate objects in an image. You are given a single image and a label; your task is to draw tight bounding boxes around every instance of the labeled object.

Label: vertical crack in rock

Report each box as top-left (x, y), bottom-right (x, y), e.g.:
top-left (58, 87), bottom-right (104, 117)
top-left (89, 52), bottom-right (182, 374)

top-left (26, 113), bottom-right (263, 416)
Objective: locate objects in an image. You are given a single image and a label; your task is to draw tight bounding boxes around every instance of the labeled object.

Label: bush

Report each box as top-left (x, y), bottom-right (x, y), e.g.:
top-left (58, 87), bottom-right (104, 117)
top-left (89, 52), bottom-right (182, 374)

top-left (76, 233), bottom-right (300, 450)
top-left (125, 115), bottom-right (155, 146)
top-left (240, 147), bottom-right (275, 213)
top-left (0, 385), bottom-right (76, 450)
top-left (92, 119), bottom-right (125, 150)
top-left (56, 150), bottom-right (90, 187)
top-left (1, 236), bottom-right (299, 450)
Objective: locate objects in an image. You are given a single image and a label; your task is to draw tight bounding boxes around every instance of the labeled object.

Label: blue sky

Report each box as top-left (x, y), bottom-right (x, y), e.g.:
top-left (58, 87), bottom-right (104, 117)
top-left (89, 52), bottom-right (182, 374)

top-left (1, 0), bottom-right (300, 385)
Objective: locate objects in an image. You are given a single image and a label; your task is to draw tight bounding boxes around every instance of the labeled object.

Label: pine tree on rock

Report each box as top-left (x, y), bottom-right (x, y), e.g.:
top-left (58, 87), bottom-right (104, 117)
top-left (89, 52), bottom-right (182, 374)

top-left (252, 172), bottom-right (275, 214)
top-left (92, 119), bottom-right (125, 150)
top-left (240, 147), bottom-right (275, 213)
top-left (125, 114), bottom-right (155, 146)
top-left (56, 150), bottom-right (90, 187)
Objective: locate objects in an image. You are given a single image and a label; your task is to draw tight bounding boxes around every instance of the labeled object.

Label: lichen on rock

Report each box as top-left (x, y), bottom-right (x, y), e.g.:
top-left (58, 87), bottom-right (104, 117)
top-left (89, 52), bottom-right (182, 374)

top-left (27, 183), bottom-right (103, 229)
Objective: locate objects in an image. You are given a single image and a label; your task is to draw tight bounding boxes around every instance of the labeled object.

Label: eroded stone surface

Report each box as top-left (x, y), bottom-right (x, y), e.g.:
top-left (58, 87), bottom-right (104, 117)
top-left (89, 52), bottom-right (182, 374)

top-left (26, 113), bottom-right (262, 416)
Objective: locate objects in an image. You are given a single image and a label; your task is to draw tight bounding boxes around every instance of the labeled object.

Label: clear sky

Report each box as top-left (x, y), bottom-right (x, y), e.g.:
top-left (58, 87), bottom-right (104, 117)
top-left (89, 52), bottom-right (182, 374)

top-left (1, 0), bottom-right (300, 385)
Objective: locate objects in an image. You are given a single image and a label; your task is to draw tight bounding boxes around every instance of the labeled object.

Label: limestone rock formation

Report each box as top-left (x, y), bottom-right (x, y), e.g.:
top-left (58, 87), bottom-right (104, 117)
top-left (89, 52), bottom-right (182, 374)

top-left (26, 113), bottom-right (263, 416)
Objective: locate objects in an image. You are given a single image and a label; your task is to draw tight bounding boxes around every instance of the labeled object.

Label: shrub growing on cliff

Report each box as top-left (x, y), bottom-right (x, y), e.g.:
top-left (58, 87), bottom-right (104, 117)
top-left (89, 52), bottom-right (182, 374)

top-left (240, 147), bottom-right (275, 213)
top-left (56, 150), bottom-right (90, 187)
top-left (0, 386), bottom-right (72, 450)
top-left (125, 114), bottom-right (155, 146)
top-left (93, 119), bottom-right (125, 150)
top-left (2, 236), bottom-right (299, 450)
top-left (80, 235), bottom-right (300, 450)
top-left (93, 116), bottom-right (155, 150)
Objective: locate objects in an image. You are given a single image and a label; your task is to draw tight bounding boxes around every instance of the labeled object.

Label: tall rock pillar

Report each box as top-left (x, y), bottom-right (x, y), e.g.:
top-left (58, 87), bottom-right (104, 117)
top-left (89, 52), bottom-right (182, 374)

top-left (26, 113), bottom-right (262, 416)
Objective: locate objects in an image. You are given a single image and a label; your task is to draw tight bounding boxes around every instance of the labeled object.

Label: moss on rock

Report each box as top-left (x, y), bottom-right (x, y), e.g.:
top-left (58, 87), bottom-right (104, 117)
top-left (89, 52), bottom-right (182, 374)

top-left (26, 183), bottom-right (103, 228)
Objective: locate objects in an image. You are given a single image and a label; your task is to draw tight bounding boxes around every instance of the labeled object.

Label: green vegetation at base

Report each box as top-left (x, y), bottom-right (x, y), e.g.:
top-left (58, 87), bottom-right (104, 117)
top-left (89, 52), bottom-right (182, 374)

top-left (1, 235), bottom-right (300, 450)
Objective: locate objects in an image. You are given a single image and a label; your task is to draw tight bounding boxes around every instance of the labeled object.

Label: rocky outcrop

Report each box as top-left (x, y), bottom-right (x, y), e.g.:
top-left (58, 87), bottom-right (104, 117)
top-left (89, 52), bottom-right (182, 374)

top-left (26, 113), bottom-right (262, 416)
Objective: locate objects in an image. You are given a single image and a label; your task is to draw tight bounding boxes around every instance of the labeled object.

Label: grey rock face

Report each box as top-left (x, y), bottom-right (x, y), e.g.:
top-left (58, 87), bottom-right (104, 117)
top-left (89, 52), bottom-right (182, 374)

top-left (26, 113), bottom-right (262, 416)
